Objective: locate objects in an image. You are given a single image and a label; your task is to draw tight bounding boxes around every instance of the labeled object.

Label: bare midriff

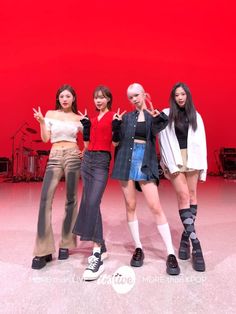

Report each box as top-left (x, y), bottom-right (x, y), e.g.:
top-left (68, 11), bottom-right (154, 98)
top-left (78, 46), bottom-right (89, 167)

top-left (51, 141), bottom-right (78, 150)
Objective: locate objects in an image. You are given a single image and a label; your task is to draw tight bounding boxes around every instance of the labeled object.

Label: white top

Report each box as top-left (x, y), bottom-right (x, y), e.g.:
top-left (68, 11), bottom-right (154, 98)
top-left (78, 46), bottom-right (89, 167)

top-left (45, 118), bottom-right (83, 143)
top-left (158, 108), bottom-right (208, 181)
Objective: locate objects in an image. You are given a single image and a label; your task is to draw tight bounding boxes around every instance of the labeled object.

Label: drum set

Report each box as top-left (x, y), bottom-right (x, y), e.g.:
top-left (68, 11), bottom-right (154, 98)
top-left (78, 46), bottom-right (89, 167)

top-left (11, 123), bottom-right (49, 182)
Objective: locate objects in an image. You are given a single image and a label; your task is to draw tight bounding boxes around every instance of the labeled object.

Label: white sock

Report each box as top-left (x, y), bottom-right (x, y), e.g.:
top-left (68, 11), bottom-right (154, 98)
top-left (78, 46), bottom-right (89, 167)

top-left (93, 246), bottom-right (101, 255)
top-left (157, 223), bottom-right (175, 255)
top-left (128, 220), bottom-right (142, 249)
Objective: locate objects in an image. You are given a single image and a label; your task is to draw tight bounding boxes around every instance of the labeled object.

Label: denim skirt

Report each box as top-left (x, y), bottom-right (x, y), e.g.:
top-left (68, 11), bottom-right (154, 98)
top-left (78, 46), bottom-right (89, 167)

top-left (129, 142), bottom-right (148, 181)
top-left (72, 150), bottom-right (111, 243)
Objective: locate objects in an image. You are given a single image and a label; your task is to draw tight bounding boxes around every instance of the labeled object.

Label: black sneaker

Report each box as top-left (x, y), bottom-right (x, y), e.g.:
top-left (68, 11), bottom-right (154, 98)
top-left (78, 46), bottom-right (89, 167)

top-left (178, 239), bottom-right (190, 260)
top-left (166, 254), bottom-right (180, 275)
top-left (31, 254), bottom-right (52, 270)
top-left (83, 252), bottom-right (104, 281)
top-left (192, 249), bottom-right (205, 272)
top-left (130, 248), bottom-right (144, 267)
top-left (58, 248), bottom-right (69, 260)
top-left (101, 242), bottom-right (108, 261)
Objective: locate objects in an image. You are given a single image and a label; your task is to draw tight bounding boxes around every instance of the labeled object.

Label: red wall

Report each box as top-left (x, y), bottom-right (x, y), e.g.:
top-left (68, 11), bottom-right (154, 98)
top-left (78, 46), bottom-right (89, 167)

top-left (1, 0), bottom-right (235, 173)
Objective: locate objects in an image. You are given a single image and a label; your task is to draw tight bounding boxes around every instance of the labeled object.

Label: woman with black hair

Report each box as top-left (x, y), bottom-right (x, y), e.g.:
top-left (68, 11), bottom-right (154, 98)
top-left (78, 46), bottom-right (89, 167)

top-left (159, 82), bottom-right (207, 272)
top-left (31, 84), bottom-right (83, 269)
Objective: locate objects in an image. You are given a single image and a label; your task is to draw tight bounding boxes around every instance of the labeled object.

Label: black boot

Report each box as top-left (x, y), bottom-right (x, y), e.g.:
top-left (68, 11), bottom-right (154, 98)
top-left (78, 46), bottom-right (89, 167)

top-left (192, 242), bottom-right (205, 272)
top-left (178, 205), bottom-right (197, 260)
top-left (31, 254), bottom-right (52, 269)
top-left (179, 207), bottom-right (205, 271)
top-left (178, 232), bottom-right (190, 260)
top-left (58, 248), bottom-right (69, 260)
top-left (166, 254), bottom-right (180, 275)
top-left (130, 248), bottom-right (144, 267)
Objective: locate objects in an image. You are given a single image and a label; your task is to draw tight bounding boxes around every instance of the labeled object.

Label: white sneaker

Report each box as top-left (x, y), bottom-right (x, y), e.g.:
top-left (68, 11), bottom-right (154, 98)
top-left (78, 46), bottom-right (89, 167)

top-left (83, 252), bottom-right (104, 281)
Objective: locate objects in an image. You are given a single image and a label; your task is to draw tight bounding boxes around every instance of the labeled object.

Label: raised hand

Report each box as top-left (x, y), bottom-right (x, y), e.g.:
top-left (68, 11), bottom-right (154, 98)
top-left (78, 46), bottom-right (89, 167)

top-left (78, 109), bottom-right (91, 142)
top-left (145, 95), bottom-right (161, 117)
top-left (78, 109), bottom-right (89, 120)
top-left (112, 108), bottom-right (125, 143)
top-left (113, 108), bottom-right (126, 120)
top-left (33, 107), bottom-right (44, 123)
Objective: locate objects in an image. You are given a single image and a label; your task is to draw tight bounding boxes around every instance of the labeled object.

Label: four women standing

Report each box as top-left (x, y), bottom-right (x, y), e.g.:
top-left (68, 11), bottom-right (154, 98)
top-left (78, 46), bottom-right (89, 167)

top-left (32, 82), bottom-right (207, 277)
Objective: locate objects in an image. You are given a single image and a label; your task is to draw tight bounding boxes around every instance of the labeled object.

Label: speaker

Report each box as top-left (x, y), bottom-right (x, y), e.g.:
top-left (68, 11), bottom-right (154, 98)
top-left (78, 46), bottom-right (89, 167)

top-left (219, 148), bottom-right (236, 178)
top-left (0, 157), bottom-right (9, 174)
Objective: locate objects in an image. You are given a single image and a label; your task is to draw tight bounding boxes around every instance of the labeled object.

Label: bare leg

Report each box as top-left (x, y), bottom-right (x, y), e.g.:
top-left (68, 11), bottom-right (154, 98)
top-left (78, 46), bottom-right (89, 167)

top-left (120, 180), bottom-right (144, 266)
top-left (140, 181), bottom-right (175, 255)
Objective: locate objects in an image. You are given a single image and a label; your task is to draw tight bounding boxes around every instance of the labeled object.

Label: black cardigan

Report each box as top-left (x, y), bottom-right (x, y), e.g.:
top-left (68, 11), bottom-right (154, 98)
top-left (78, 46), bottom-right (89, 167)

top-left (111, 110), bottom-right (168, 183)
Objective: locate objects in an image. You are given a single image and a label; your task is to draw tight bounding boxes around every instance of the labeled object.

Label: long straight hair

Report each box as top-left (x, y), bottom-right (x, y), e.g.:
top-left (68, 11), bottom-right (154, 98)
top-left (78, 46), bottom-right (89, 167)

top-left (169, 82), bottom-right (197, 131)
top-left (55, 84), bottom-right (78, 114)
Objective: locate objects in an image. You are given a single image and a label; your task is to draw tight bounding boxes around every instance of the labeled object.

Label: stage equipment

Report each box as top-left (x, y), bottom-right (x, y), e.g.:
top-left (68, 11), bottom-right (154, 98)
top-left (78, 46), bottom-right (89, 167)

top-left (26, 127), bottom-right (37, 134)
top-left (10, 122), bottom-right (39, 181)
top-left (219, 147), bottom-right (236, 179)
top-left (37, 150), bottom-right (49, 180)
top-left (0, 157), bottom-right (10, 176)
top-left (10, 122), bottom-right (28, 181)
top-left (24, 150), bottom-right (39, 181)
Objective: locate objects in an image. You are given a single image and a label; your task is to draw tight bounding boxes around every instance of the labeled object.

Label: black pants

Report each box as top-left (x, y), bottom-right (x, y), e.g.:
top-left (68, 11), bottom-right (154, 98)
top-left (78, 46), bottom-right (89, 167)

top-left (73, 151), bottom-right (111, 244)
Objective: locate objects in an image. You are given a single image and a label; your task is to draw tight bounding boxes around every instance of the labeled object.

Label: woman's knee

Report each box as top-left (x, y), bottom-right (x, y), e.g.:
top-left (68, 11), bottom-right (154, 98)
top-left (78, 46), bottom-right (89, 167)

top-left (125, 200), bottom-right (136, 213)
top-left (148, 203), bottom-right (163, 215)
top-left (176, 191), bottom-right (190, 205)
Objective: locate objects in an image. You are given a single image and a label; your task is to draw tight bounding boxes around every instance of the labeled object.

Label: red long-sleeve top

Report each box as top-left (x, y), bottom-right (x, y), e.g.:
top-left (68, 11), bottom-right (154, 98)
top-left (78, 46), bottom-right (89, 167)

top-left (88, 111), bottom-right (114, 152)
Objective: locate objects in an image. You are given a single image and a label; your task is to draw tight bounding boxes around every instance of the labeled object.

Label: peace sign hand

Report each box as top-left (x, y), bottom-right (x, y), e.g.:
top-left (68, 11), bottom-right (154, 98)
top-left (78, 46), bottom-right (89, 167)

top-left (146, 107), bottom-right (161, 117)
top-left (78, 109), bottom-right (91, 141)
top-left (113, 108), bottom-right (126, 121)
top-left (33, 107), bottom-right (44, 123)
top-left (112, 108), bottom-right (125, 143)
top-left (145, 94), bottom-right (161, 117)
top-left (78, 109), bottom-right (89, 120)
top-left (78, 109), bottom-right (91, 128)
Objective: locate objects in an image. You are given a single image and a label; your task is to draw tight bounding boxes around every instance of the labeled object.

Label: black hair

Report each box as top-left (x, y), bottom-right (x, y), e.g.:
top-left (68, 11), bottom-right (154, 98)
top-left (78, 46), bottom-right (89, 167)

top-left (169, 82), bottom-right (197, 131)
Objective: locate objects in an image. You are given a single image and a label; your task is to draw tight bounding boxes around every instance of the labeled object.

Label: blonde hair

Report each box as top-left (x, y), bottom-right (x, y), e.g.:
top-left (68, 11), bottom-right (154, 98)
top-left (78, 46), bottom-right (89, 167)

top-left (127, 83), bottom-right (145, 97)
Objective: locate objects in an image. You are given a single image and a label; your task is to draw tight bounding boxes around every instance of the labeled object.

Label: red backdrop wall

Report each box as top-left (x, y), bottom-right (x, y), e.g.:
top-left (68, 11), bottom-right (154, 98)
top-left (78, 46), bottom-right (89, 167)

top-left (0, 0), bottom-right (235, 174)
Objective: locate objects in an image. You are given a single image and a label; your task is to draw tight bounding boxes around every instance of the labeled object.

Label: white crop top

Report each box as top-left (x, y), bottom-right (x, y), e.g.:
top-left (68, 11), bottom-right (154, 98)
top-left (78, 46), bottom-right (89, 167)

top-left (45, 118), bottom-right (83, 143)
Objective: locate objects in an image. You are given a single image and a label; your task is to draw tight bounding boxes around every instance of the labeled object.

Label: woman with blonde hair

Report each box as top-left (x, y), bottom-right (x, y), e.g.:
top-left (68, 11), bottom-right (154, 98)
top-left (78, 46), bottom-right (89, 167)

top-left (112, 83), bottom-right (180, 275)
